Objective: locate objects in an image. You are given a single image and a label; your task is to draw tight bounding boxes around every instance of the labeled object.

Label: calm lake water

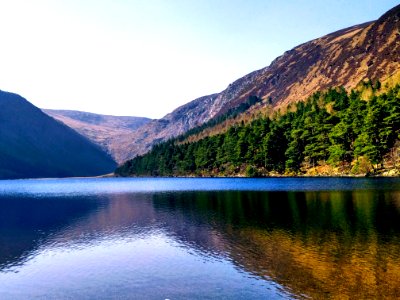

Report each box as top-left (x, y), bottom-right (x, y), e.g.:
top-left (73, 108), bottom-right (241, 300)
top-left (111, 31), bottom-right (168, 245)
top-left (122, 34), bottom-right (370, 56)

top-left (1, 177), bottom-right (400, 299)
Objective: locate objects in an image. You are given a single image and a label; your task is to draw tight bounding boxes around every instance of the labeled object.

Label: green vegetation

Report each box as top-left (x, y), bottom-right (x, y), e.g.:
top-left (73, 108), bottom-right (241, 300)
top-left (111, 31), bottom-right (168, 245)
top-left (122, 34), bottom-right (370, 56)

top-left (116, 84), bottom-right (400, 177)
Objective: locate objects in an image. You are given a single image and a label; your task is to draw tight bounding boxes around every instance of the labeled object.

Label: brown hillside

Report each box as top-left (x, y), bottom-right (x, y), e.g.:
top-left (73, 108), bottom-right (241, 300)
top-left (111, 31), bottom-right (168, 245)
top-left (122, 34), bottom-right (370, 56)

top-left (211, 5), bottom-right (400, 115)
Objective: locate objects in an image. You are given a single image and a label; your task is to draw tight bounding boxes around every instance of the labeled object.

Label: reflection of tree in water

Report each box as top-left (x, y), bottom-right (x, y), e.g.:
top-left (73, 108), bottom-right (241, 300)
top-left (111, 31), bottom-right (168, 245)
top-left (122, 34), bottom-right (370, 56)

top-left (153, 191), bottom-right (400, 299)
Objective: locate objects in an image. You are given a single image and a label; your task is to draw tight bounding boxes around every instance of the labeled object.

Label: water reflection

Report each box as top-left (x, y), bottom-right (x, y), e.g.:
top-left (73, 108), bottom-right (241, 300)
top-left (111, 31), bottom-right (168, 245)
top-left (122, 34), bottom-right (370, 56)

top-left (1, 186), bottom-right (400, 299)
top-left (0, 195), bottom-right (106, 270)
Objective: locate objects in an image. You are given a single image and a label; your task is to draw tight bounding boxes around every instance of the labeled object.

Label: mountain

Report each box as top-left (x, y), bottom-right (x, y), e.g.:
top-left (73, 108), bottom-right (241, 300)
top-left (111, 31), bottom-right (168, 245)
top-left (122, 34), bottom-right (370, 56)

top-left (117, 4), bottom-right (400, 177)
top-left (43, 109), bottom-right (151, 163)
top-left (0, 91), bottom-right (116, 179)
top-left (118, 4), bottom-right (400, 161)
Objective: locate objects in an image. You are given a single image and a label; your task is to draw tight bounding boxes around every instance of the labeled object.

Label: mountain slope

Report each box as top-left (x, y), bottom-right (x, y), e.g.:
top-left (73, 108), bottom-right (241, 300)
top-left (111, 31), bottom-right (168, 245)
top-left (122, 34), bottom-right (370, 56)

top-left (44, 109), bottom-right (151, 163)
top-left (0, 91), bottom-right (116, 179)
top-left (114, 94), bottom-right (218, 162)
top-left (210, 19), bottom-right (398, 114)
top-left (119, 4), bottom-right (400, 161)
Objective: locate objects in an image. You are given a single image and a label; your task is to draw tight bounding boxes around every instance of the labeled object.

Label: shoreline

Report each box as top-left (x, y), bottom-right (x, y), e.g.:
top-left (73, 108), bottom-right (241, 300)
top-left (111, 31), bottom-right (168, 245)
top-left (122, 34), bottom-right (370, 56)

top-left (115, 164), bottom-right (400, 178)
top-left (2, 171), bottom-right (400, 180)
top-left (115, 172), bottom-right (400, 179)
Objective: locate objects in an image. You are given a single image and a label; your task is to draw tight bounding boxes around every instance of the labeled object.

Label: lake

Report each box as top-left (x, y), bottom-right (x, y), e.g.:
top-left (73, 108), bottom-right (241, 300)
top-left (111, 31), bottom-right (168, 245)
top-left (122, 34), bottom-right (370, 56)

top-left (1, 177), bottom-right (400, 299)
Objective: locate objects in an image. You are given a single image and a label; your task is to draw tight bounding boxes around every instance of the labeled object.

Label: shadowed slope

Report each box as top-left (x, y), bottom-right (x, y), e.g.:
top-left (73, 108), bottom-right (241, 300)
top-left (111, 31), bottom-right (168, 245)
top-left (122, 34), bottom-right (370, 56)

top-left (0, 91), bottom-right (116, 179)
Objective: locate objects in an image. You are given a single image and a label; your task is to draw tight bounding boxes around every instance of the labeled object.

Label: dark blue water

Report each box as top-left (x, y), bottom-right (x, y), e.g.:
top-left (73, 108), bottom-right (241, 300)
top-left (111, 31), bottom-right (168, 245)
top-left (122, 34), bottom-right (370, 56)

top-left (1, 177), bottom-right (400, 299)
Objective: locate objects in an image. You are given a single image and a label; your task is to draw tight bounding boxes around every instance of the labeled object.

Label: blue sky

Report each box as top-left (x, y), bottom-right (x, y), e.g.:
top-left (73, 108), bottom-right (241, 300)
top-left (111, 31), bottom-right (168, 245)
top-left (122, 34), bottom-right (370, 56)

top-left (0, 0), bottom-right (398, 118)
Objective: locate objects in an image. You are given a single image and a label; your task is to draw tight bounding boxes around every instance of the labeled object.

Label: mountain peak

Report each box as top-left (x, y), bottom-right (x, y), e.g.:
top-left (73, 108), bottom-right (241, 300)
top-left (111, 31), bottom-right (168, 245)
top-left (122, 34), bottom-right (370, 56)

top-left (376, 3), bottom-right (400, 24)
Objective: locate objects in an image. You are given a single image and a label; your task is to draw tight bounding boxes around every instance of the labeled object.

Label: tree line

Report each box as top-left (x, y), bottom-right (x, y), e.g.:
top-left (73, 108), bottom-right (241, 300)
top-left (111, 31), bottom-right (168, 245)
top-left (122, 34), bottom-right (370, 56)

top-left (116, 83), bottom-right (400, 177)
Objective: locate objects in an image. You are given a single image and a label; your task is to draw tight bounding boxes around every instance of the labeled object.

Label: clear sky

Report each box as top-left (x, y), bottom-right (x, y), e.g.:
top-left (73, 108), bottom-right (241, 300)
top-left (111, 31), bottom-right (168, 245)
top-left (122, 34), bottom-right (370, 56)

top-left (0, 0), bottom-right (398, 118)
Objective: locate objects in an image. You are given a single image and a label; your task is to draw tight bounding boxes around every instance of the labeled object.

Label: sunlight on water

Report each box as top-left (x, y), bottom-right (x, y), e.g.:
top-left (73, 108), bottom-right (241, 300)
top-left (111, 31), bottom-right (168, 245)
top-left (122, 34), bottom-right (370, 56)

top-left (0, 227), bottom-right (283, 299)
top-left (0, 177), bottom-right (399, 196)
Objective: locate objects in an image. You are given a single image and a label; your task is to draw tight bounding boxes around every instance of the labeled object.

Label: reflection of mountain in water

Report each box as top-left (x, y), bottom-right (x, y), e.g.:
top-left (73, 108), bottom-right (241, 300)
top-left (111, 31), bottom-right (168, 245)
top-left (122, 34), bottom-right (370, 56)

top-left (0, 195), bottom-right (105, 269)
top-left (49, 194), bottom-right (158, 245)
top-left (2, 190), bottom-right (400, 298)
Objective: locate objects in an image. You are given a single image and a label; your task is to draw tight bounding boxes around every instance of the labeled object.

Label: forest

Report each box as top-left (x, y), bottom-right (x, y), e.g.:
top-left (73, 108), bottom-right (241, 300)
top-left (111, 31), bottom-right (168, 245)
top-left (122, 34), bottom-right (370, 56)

top-left (116, 83), bottom-right (400, 177)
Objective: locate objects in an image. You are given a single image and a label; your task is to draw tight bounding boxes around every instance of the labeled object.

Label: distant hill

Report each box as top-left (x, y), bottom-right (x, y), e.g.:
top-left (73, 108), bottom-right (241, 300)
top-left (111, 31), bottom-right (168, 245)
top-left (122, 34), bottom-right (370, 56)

top-left (117, 4), bottom-right (400, 160)
top-left (44, 109), bottom-right (150, 130)
top-left (44, 109), bottom-right (151, 163)
top-left (0, 91), bottom-right (116, 179)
